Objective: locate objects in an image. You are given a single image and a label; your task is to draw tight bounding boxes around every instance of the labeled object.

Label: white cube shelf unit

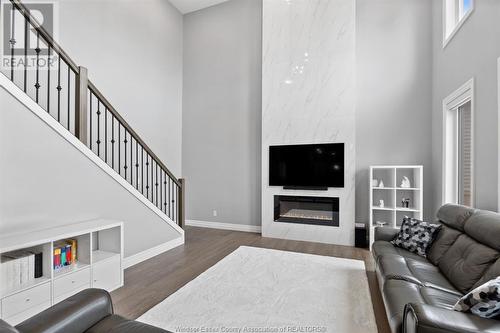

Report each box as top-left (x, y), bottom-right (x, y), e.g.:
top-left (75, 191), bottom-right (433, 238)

top-left (369, 165), bottom-right (423, 248)
top-left (0, 220), bottom-right (123, 326)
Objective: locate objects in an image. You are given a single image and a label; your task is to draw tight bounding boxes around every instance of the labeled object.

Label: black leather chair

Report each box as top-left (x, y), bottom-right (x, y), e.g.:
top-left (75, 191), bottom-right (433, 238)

top-left (0, 289), bottom-right (169, 333)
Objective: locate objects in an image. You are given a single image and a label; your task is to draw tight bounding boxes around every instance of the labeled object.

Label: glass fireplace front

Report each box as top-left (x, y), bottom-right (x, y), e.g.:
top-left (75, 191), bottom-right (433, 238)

top-left (274, 195), bottom-right (339, 227)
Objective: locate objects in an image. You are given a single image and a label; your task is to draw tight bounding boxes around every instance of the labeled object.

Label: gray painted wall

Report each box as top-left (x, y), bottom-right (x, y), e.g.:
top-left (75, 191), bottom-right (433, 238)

top-left (182, 0), bottom-right (262, 226)
top-left (431, 0), bottom-right (500, 214)
top-left (357, 0), bottom-right (435, 222)
top-left (58, 0), bottom-right (183, 176)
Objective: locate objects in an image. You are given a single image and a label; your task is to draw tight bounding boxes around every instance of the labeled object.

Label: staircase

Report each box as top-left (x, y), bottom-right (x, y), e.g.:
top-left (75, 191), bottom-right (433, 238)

top-left (1, 0), bottom-right (184, 229)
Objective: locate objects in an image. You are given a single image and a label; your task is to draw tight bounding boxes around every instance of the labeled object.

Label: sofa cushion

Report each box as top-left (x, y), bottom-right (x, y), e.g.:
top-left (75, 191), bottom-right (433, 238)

top-left (436, 204), bottom-right (475, 231)
top-left (376, 254), bottom-right (461, 296)
top-left (406, 259), bottom-right (461, 295)
top-left (427, 225), bottom-right (462, 266)
top-left (464, 210), bottom-right (500, 251)
top-left (474, 258), bottom-right (500, 290)
top-left (372, 240), bottom-right (427, 263)
top-left (454, 277), bottom-right (500, 319)
top-left (421, 287), bottom-right (462, 309)
top-left (391, 217), bottom-right (442, 257)
top-left (439, 234), bottom-right (500, 293)
top-left (377, 256), bottom-right (422, 286)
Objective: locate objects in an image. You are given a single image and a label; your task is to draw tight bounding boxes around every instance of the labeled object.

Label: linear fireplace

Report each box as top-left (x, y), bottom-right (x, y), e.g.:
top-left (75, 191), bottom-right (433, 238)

top-left (274, 195), bottom-right (339, 227)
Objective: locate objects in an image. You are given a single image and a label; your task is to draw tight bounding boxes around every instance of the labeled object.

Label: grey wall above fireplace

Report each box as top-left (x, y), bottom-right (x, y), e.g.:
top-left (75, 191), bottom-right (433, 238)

top-left (182, 0), bottom-right (263, 228)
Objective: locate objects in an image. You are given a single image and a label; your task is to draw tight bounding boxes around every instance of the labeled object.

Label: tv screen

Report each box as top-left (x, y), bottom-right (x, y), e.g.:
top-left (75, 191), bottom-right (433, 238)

top-left (269, 143), bottom-right (344, 188)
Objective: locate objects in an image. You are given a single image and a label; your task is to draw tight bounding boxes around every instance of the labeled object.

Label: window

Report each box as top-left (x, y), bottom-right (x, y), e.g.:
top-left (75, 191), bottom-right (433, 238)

top-left (442, 79), bottom-right (474, 207)
top-left (443, 0), bottom-right (474, 47)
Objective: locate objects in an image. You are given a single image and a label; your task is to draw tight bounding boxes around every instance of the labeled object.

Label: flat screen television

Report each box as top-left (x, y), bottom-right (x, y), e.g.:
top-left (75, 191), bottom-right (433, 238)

top-left (269, 143), bottom-right (344, 188)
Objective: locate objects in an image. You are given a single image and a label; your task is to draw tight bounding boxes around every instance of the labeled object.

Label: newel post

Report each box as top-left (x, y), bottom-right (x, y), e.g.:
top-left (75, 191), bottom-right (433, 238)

top-left (178, 178), bottom-right (185, 229)
top-left (75, 66), bottom-right (88, 145)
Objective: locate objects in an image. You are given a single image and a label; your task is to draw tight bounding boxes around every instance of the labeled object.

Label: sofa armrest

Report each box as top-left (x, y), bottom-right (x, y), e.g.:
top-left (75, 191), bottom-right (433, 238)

top-left (374, 226), bottom-right (399, 242)
top-left (404, 303), bottom-right (500, 333)
top-left (16, 289), bottom-right (113, 333)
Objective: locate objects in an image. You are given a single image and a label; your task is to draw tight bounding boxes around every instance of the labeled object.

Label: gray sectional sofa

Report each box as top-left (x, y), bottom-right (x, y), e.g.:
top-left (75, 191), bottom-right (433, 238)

top-left (373, 204), bottom-right (500, 333)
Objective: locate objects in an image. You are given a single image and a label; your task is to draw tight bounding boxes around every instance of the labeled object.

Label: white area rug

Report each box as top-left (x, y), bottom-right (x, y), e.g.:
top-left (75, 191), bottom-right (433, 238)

top-left (138, 246), bottom-right (378, 333)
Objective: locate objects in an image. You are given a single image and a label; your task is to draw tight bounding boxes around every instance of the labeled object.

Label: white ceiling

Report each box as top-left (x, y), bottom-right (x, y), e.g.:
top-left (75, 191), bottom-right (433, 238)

top-left (169, 0), bottom-right (231, 14)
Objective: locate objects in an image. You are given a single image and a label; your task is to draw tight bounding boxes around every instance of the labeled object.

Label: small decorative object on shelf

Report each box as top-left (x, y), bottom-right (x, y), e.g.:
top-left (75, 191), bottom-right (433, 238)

top-left (372, 179), bottom-right (379, 187)
top-left (379, 199), bottom-right (385, 208)
top-left (369, 165), bottom-right (423, 249)
top-left (401, 198), bottom-right (410, 208)
top-left (400, 176), bottom-right (411, 188)
top-left (376, 221), bottom-right (387, 227)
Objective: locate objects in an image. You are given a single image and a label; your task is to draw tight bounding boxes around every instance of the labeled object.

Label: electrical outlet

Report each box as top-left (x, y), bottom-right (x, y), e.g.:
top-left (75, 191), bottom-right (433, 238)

top-left (213, 210), bottom-right (218, 217)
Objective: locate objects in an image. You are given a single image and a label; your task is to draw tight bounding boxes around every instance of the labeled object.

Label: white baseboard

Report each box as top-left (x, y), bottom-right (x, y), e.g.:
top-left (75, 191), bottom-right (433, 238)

top-left (124, 236), bottom-right (184, 269)
top-left (186, 220), bottom-right (262, 233)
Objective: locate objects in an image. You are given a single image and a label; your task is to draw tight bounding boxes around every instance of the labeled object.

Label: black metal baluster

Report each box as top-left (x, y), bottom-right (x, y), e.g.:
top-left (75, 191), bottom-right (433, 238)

top-left (104, 107), bottom-right (108, 163)
top-left (151, 156), bottom-right (155, 203)
top-left (35, 31), bottom-right (40, 102)
top-left (160, 171), bottom-right (162, 210)
top-left (155, 164), bottom-right (159, 207)
top-left (164, 174), bottom-right (167, 214)
top-left (47, 45), bottom-right (51, 113)
top-left (171, 182), bottom-right (175, 221)
top-left (135, 141), bottom-right (139, 190)
top-left (168, 178), bottom-right (171, 218)
top-left (96, 100), bottom-right (101, 156)
top-left (118, 123), bottom-right (121, 174)
top-left (174, 185), bottom-right (177, 223)
top-left (130, 134), bottom-right (133, 182)
top-left (67, 66), bottom-right (70, 129)
top-left (10, 5), bottom-right (15, 81)
top-left (141, 147), bottom-right (144, 194)
top-left (24, 18), bottom-right (28, 92)
top-left (146, 155), bottom-right (149, 198)
top-left (56, 55), bottom-right (61, 121)
top-left (111, 115), bottom-right (115, 169)
top-left (89, 92), bottom-right (93, 149)
top-left (124, 130), bottom-right (128, 181)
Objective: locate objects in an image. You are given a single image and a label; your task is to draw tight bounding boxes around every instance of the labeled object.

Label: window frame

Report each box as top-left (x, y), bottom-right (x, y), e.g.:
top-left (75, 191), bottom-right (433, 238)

top-left (443, 0), bottom-right (475, 48)
top-left (442, 78), bottom-right (475, 206)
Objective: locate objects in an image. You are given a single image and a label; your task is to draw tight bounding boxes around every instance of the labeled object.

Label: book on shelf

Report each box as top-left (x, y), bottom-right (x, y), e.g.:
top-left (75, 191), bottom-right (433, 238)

top-left (53, 239), bottom-right (77, 270)
top-left (0, 249), bottom-right (43, 292)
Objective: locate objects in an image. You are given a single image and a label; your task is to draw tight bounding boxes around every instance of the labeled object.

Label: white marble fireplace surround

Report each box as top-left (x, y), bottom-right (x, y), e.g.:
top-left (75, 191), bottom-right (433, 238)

top-left (261, 0), bottom-right (356, 245)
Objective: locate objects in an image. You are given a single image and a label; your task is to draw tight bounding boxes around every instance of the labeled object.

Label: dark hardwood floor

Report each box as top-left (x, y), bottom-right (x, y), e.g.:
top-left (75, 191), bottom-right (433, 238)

top-left (111, 226), bottom-right (391, 333)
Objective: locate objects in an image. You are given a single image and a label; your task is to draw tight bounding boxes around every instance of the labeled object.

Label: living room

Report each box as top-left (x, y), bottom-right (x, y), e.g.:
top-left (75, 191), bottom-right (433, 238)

top-left (0, 0), bottom-right (499, 332)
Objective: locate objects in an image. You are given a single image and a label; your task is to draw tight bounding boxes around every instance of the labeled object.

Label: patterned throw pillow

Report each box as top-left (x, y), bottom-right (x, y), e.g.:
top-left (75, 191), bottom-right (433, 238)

top-left (391, 217), bottom-right (441, 257)
top-left (454, 277), bottom-right (500, 318)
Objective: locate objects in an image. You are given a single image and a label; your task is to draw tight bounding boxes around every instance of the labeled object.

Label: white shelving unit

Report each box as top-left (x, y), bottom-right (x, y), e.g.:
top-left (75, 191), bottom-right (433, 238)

top-left (369, 165), bottom-right (423, 248)
top-left (0, 220), bottom-right (123, 326)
